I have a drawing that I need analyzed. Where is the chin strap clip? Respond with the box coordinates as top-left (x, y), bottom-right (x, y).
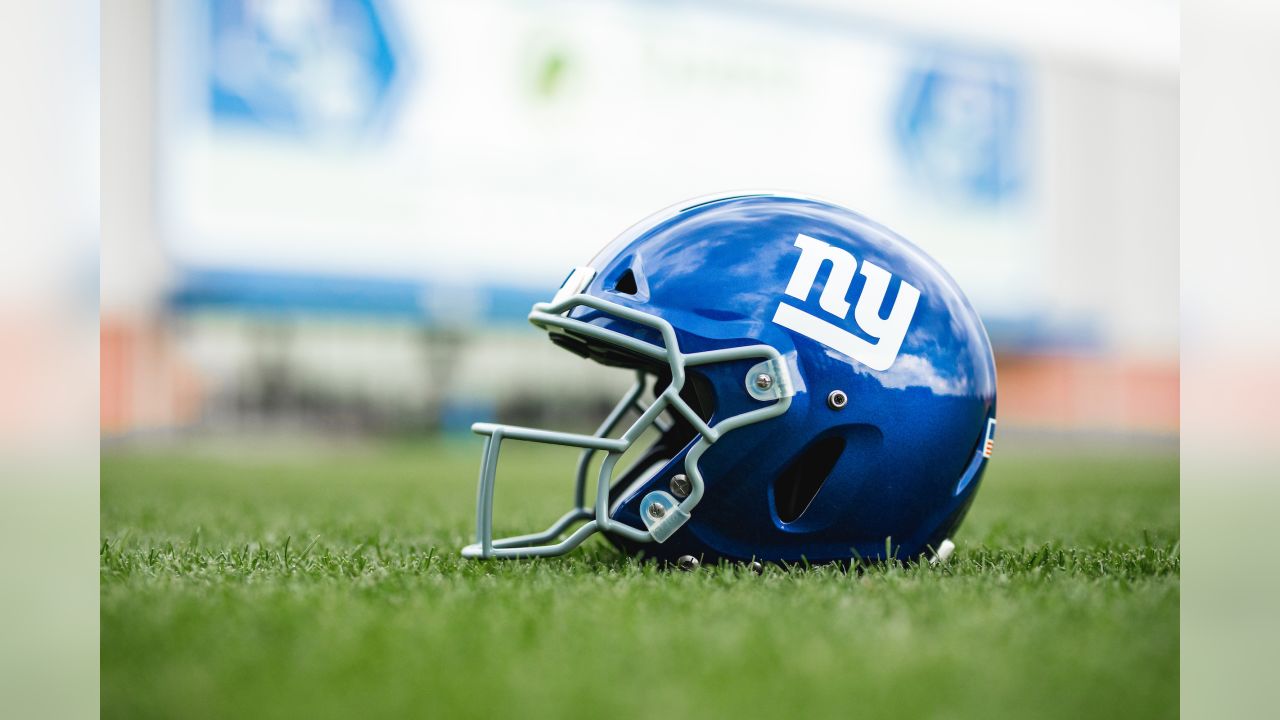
top-left (929, 538), bottom-right (957, 566)
top-left (640, 491), bottom-right (691, 542)
top-left (745, 356), bottom-right (796, 402)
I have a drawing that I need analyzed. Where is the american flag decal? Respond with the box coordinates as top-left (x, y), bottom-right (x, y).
top-left (982, 418), bottom-right (997, 458)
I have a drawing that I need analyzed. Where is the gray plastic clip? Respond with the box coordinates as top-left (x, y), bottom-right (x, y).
top-left (640, 490), bottom-right (691, 543)
top-left (745, 356), bottom-right (795, 401)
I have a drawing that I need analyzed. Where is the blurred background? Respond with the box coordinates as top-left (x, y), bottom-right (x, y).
top-left (101, 0), bottom-right (1179, 444)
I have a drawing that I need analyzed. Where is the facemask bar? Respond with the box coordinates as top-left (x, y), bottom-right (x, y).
top-left (461, 292), bottom-right (794, 559)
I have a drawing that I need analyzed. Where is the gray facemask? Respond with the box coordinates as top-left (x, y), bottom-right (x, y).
top-left (462, 267), bottom-right (795, 559)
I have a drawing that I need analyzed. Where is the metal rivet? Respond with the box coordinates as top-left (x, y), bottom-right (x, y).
top-left (754, 373), bottom-right (773, 390)
top-left (827, 389), bottom-right (848, 409)
top-left (677, 555), bottom-right (700, 571)
top-left (747, 561), bottom-right (764, 575)
top-left (647, 503), bottom-right (667, 520)
top-left (669, 474), bottom-right (691, 499)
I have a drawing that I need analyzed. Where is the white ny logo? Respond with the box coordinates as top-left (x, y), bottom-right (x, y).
top-left (771, 234), bottom-right (920, 371)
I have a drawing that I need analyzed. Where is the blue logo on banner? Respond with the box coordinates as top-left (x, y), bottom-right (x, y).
top-left (208, 0), bottom-right (405, 139)
top-left (894, 53), bottom-right (1025, 204)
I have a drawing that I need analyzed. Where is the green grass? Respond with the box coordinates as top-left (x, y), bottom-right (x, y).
top-left (101, 440), bottom-right (1178, 720)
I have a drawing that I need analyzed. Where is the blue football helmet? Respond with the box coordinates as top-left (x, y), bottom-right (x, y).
top-left (462, 192), bottom-right (997, 565)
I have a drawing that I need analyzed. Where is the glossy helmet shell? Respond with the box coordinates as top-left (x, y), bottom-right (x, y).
top-left (552, 193), bottom-right (996, 564)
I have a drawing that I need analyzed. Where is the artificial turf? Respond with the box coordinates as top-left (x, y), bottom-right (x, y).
top-left (101, 439), bottom-right (1178, 719)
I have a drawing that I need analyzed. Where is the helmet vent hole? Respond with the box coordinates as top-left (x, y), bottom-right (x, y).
top-left (773, 436), bottom-right (845, 524)
top-left (612, 268), bottom-right (639, 295)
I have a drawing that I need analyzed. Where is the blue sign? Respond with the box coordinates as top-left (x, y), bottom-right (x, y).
top-left (894, 52), bottom-right (1025, 204)
top-left (207, 0), bottom-right (405, 139)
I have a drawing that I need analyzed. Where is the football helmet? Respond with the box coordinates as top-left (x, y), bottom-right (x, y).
top-left (462, 192), bottom-right (996, 565)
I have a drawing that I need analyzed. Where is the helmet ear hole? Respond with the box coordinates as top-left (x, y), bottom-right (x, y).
top-left (773, 436), bottom-right (845, 523)
top-left (612, 268), bottom-right (639, 295)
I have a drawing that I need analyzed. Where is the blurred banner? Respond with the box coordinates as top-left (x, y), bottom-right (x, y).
top-left (161, 1), bottom-right (1038, 306)
top-left (103, 0), bottom-right (1178, 439)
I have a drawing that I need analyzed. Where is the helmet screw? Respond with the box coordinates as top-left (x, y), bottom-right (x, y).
top-left (747, 561), bottom-right (764, 575)
top-left (677, 555), bottom-right (700, 571)
top-left (827, 389), bottom-right (848, 410)
top-left (754, 373), bottom-right (774, 390)
top-left (669, 474), bottom-right (691, 499)
top-left (647, 503), bottom-right (667, 520)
